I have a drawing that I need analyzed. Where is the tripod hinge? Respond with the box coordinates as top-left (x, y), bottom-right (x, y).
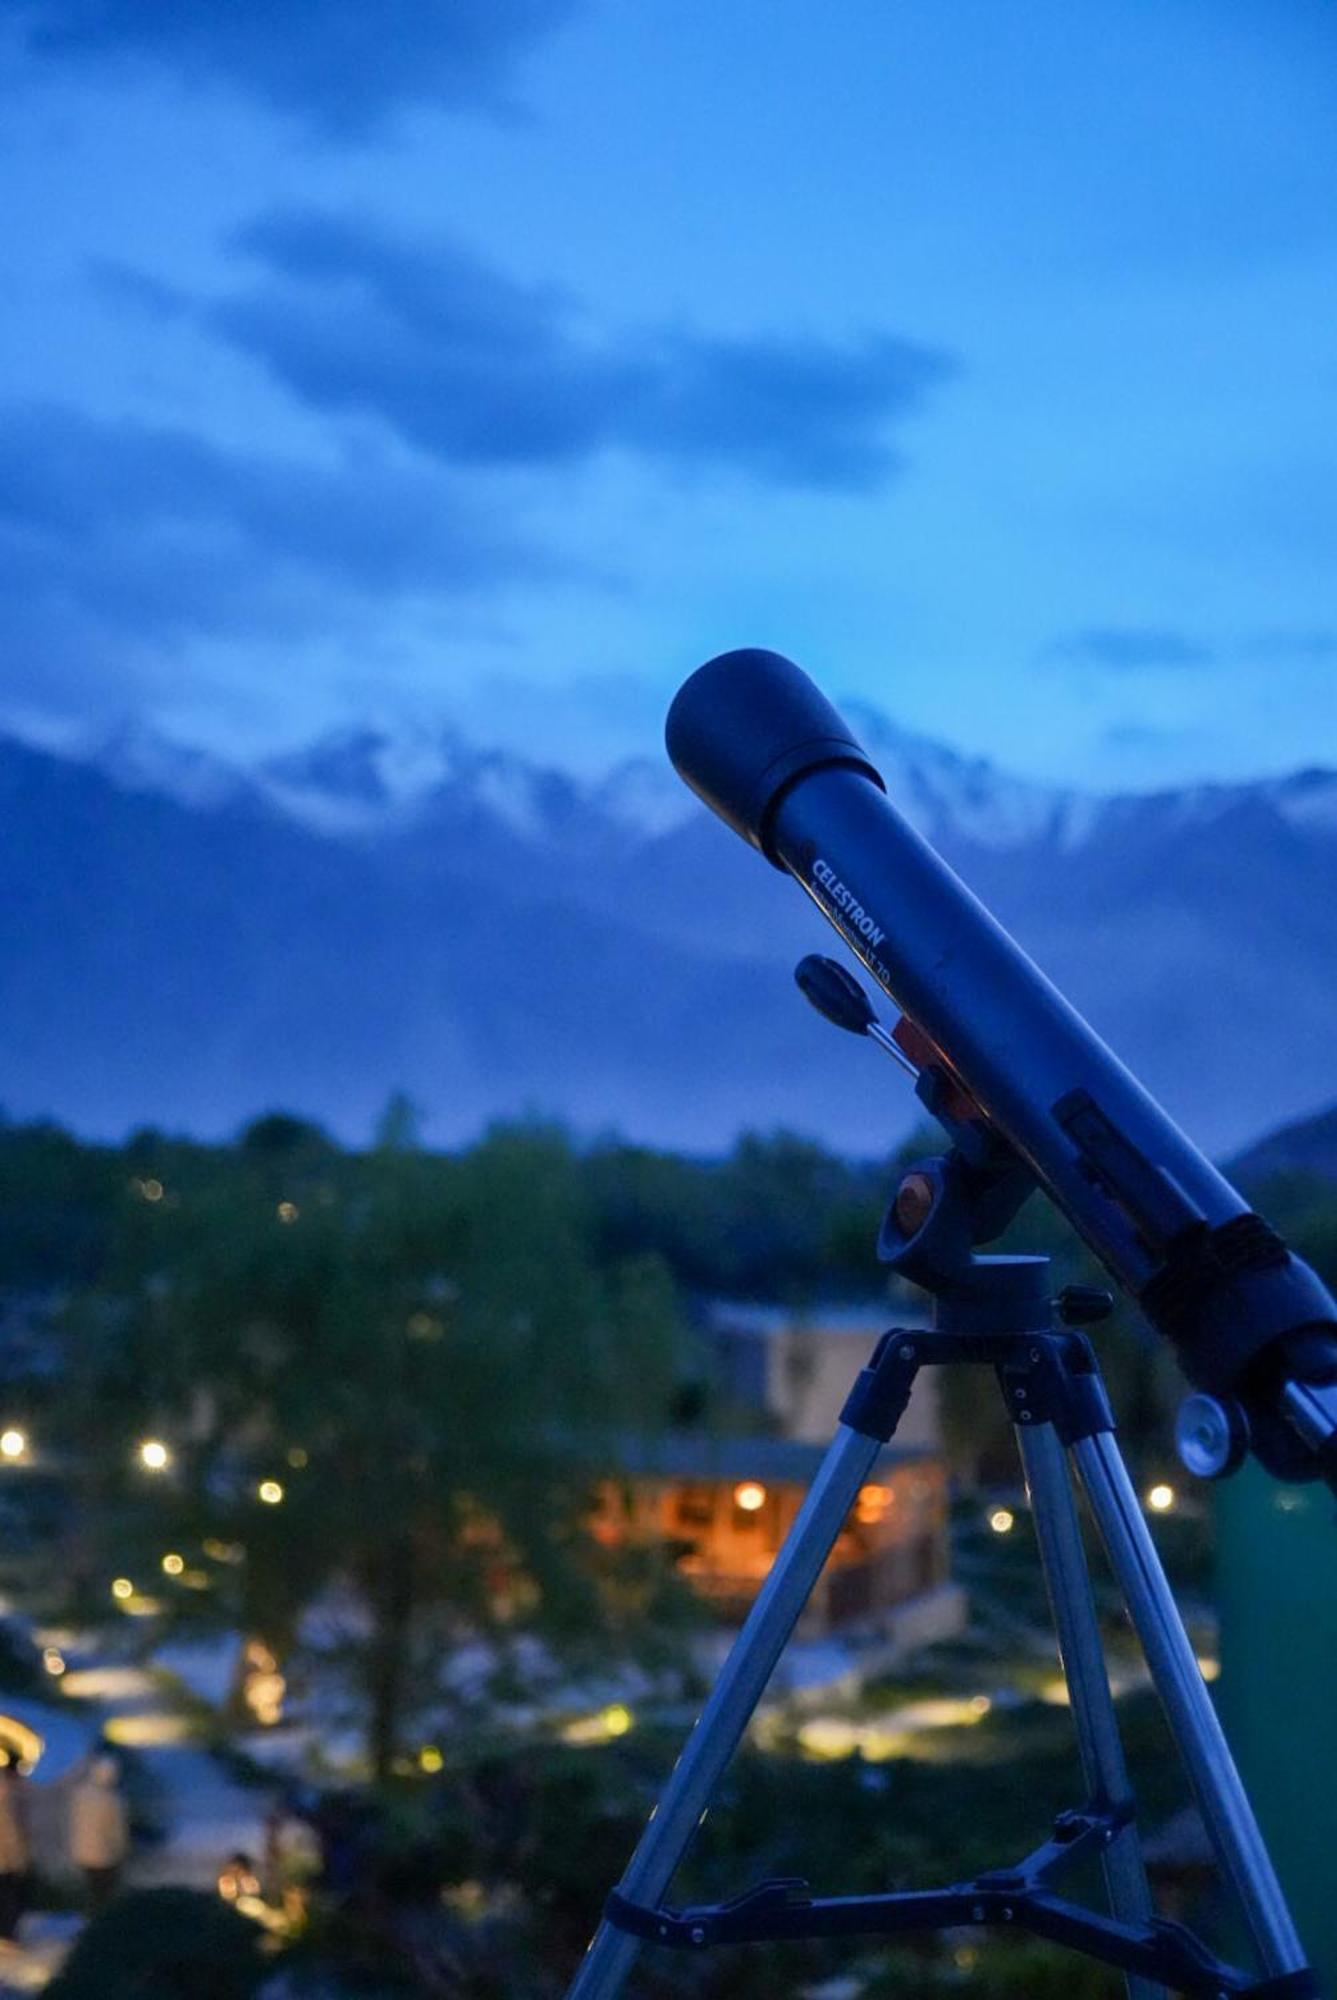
top-left (998, 1332), bottom-right (1115, 1444)
top-left (840, 1328), bottom-right (920, 1440)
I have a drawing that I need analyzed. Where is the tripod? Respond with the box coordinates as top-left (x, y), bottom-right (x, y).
top-left (565, 1128), bottom-right (1318, 1998)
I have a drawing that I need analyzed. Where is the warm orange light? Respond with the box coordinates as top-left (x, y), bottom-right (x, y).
top-left (138, 1439), bottom-right (171, 1473)
top-left (0, 1430), bottom-right (26, 1462)
top-left (1147, 1483), bottom-right (1175, 1514)
top-left (161, 1553), bottom-right (184, 1577)
top-left (988, 1508), bottom-right (1015, 1535)
top-left (111, 1578), bottom-right (134, 1602)
top-left (276, 1201), bottom-right (298, 1224)
top-left (258, 1479), bottom-right (284, 1505)
top-left (733, 1481), bottom-right (767, 1513)
top-left (856, 1483), bottom-right (892, 1523)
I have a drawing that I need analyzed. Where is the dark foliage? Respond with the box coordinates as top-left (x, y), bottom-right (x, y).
top-left (47, 1887), bottom-right (264, 1999)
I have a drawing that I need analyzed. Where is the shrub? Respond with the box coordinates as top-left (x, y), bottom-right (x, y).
top-left (47, 1887), bottom-right (265, 2000)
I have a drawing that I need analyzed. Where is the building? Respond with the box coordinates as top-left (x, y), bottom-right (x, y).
top-left (593, 1300), bottom-right (964, 1644)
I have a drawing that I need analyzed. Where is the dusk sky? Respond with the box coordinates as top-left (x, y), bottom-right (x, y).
top-left (2, 0), bottom-right (1335, 788)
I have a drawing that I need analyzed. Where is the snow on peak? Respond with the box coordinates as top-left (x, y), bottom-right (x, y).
top-left (15, 702), bottom-right (1337, 861)
top-left (75, 718), bottom-right (255, 814)
top-left (842, 701), bottom-right (1089, 849)
top-left (258, 721), bottom-right (585, 842)
top-left (591, 757), bottom-right (699, 839)
top-left (1264, 768), bottom-right (1337, 837)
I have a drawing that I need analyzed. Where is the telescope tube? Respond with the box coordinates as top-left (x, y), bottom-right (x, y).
top-left (667, 649), bottom-right (1337, 1484)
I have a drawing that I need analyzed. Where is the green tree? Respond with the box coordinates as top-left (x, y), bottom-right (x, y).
top-left (57, 1120), bottom-right (687, 1779)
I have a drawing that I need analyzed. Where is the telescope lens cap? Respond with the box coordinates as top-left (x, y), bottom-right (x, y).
top-left (666, 648), bottom-right (884, 862)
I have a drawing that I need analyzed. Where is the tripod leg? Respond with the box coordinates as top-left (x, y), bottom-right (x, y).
top-left (1073, 1430), bottom-right (1309, 1981)
top-left (564, 1423), bottom-right (883, 2000)
top-left (1016, 1422), bottom-right (1164, 2000)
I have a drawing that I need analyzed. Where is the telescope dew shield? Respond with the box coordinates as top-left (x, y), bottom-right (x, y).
top-left (667, 648), bottom-right (1337, 1484)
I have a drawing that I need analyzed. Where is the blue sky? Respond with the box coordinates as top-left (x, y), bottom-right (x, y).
top-left (1, 0), bottom-right (1334, 787)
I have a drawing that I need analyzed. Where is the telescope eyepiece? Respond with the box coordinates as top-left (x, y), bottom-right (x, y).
top-left (665, 648), bottom-right (884, 864)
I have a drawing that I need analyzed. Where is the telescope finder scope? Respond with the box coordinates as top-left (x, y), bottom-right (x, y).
top-left (667, 648), bottom-right (1337, 1490)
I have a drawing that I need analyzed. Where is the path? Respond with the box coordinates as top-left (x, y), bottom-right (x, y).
top-left (54, 1659), bottom-right (273, 1889)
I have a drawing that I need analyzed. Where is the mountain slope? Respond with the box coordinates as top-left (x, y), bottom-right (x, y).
top-left (1228, 1104), bottom-right (1337, 1189)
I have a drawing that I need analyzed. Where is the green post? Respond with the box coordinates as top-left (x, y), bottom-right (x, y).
top-left (1214, 1462), bottom-right (1337, 1989)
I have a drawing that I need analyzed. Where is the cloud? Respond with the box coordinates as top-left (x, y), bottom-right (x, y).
top-left (1101, 722), bottom-right (1200, 750)
top-left (1044, 626), bottom-right (1214, 671)
top-left (203, 208), bottom-right (956, 492)
top-left (6, 0), bottom-right (576, 135)
top-left (0, 400), bottom-right (546, 706)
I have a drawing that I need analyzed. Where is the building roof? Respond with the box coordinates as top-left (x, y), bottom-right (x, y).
top-left (601, 1431), bottom-right (933, 1485)
top-left (706, 1300), bottom-right (932, 1339)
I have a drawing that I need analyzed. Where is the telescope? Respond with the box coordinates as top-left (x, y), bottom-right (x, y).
top-left (667, 647), bottom-right (1337, 1492)
top-left (567, 647), bottom-right (1332, 2000)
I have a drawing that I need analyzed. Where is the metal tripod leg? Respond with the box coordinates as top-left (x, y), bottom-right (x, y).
top-left (1073, 1431), bottom-right (1308, 1982)
top-left (1016, 1422), bottom-right (1164, 2000)
top-left (564, 1422), bottom-right (883, 2000)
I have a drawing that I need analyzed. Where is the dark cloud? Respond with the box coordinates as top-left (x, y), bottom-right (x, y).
top-left (0, 401), bottom-right (544, 703)
top-left (89, 259), bottom-right (193, 323)
top-left (204, 208), bottom-right (955, 491)
top-left (1239, 627), bottom-right (1337, 663)
top-left (1045, 626), bottom-right (1214, 671)
top-left (7, 0), bottom-right (575, 134)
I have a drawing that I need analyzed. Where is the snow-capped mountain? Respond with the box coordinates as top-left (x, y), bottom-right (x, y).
top-left (2, 707), bottom-right (1336, 1158)
top-left (37, 705), bottom-right (1337, 860)
top-left (67, 707), bottom-right (1092, 852)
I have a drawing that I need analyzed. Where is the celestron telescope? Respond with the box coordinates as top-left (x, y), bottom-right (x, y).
top-left (565, 649), bottom-right (1334, 2000)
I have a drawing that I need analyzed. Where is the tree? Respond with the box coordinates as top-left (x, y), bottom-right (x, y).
top-left (57, 1120), bottom-right (687, 1779)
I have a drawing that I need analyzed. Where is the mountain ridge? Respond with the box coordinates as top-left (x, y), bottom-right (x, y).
top-left (2, 712), bottom-right (1335, 1157)
top-left (39, 706), bottom-right (1337, 856)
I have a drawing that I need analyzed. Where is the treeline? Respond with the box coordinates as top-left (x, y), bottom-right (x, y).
top-left (0, 1106), bottom-right (897, 1303)
top-left (2, 1100), bottom-right (1331, 1300)
top-left (2, 1101), bottom-right (1334, 1519)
